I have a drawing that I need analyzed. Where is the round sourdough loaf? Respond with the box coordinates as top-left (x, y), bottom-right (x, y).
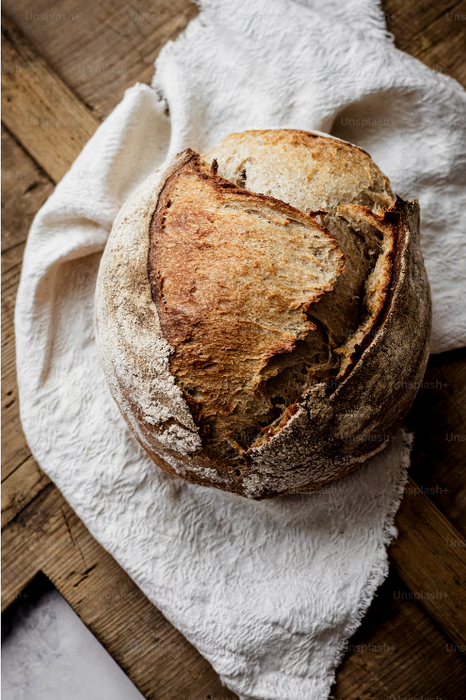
top-left (95, 129), bottom-right (431, 499)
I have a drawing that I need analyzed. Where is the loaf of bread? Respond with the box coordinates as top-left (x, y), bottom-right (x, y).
top-left (95, 129), bottom-right (431, 499)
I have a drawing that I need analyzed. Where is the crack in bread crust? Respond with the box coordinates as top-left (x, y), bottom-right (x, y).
top-left (148, 152), bottom-right (344, 466)
top-left (96, 131), bottom-right (431, 498)
top-left (201, 130), bottom-right (396, 457)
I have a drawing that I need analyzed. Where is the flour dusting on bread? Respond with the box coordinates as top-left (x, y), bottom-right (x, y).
top-left (95, 130), bottom-right (431, 498)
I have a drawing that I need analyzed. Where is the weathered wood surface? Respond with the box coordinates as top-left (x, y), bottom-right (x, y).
top-left (2, 14), bottom-right (99, 182)
top-left (390, 477), bottom-right (466, 648)
top-left (1, 0), bottom-right (199, 121)
top-left (405, 348), bottom-right (466, 536)
top-left (2, 1), bottom-right (466, 698)
top-left (1, 125), bottom-right (54, 483)
top-left (385, 0), bottom-right (466, 86)
top-left (334, 570), bottom-right (466, 699)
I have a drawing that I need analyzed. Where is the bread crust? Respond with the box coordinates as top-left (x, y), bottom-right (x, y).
top-left (242, 197), bottom-right (431, 498)
top-left (148, 151), bottom-right (345, 470)
top-left (95, 131), bottom-right (431, 499)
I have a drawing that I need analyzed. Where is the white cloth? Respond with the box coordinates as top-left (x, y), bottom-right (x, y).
top-left (15, 1), bottom-right (466, 698)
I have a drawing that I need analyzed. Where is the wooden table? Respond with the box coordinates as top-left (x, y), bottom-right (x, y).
top-left (2, 1), bottom-right (466, 697)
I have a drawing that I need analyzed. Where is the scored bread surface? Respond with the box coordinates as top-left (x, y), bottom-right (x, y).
top-left (95, 129), bottom-right (431, 498)
top-left (148, 152), bottom-right (344, 469)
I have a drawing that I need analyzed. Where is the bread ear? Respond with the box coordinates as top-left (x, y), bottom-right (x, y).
top-left (244, 197), bottom-right (431, 498)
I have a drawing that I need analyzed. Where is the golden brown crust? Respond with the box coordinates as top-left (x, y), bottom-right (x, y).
top-left (95, 130), bottom-right (432, 499)
top-left (148, 151), bottom-right (344, 466)
top-left (202, 129), bottom-right (394, 214)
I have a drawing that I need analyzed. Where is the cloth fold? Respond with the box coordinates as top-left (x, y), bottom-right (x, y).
top-left (15, 1), bottom-right (466, 698)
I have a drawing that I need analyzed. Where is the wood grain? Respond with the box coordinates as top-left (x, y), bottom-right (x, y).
top-left (405, 348), bottom-right (466, 536)
top-left (0, 30), bottom-right (235, 697)
top-left (1, 126), bottom-right (54, 482)
top-left (1, 0), bottom-right (199, 121)
top-left (333, 570), bottom-right (466, 699)
top-left (2, 13), bottom-right (99, 182)
top-left (3, 475), bottom-right (466, 700)
top-left (3, 482), bottom-right (466, 699)
top-left (2, 2), bottom-right (466, 699)
top-left (391, 477), bottom-right (466, 648)
top-left (384, 0), bottom-right (466, 86)
top-left (1, 454), bottom-right (50, 529)
top-left (1, 125), bottom-right (53, 254)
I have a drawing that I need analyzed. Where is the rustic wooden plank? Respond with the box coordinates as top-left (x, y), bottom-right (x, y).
top-left (383, 0), bottom-right (466, 85)
top-left (405, 348), bottom-right (466, 537)
top-left (3, 0), bottom-right (463, 122)
top-left (1, 484), bottom-right (239, 700)
top-left (1, 239), bottom-right (32, 481)
top-left (1, 126), bottom-right (54, 481)
top-left (1, 455), bottom-right (51, 528)
top-left (390, 476), bottom-right (466, 649)
top-left (1, 125), bottom-right (53, 253)
top-left (334, 570), bottom-right (466, 699)
top-left (1, 13), bottom-right (99, 182)
top-left (1, 0), bottom-right (199, 121)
